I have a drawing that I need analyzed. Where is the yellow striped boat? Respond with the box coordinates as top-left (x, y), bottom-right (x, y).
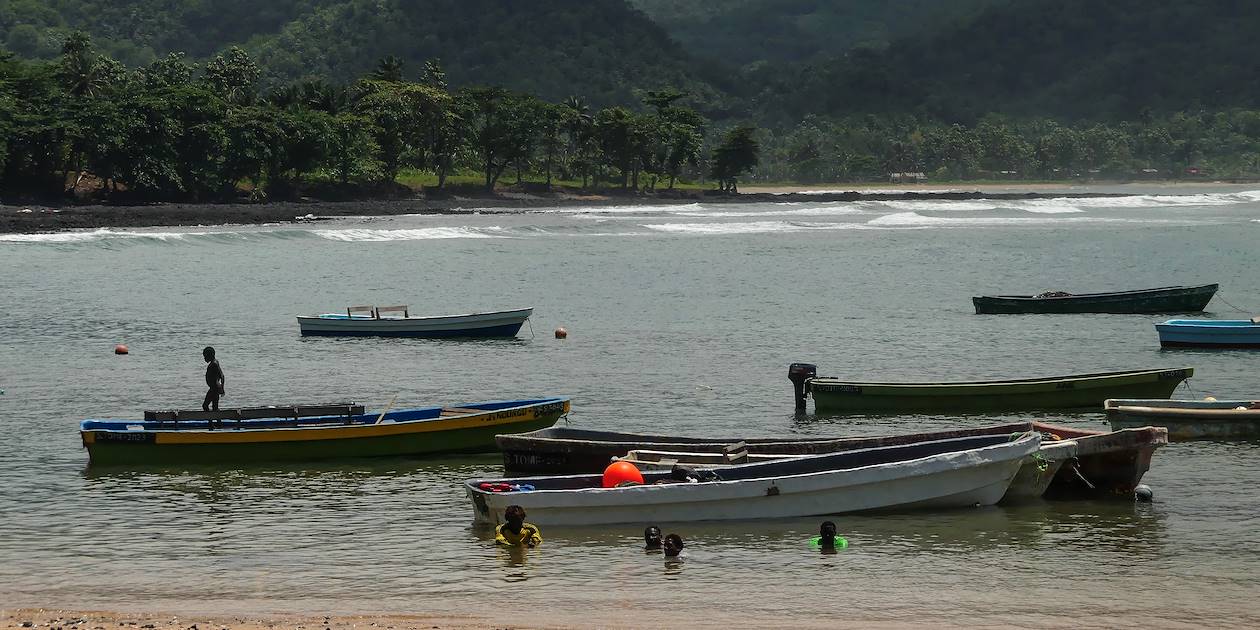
top-left (80, 397), bottom-right (569, 466)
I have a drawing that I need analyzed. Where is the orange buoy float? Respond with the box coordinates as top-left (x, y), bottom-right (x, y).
top-left (554, 327), bottom-right (568, 339)
top-left (602, 461), bottom-right (644, 488)
top-left (114, 344), bottom-right (129, 355)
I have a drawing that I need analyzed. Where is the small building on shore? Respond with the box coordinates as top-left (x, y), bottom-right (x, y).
top-left (889, 172), bottom-right (927, 183)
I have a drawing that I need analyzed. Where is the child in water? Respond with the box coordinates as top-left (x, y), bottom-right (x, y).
top-left (644, 526), bottom-right (663, 550)
top-left (811, 521), bottom-right (848, 550)
top-left (663, 533), bottom-right (684, 558)
top-left (495, 505), bottom-right (542, 548)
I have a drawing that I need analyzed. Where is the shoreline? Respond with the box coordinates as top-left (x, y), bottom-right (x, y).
top-left (2, 181), bottom-right (1253, 234)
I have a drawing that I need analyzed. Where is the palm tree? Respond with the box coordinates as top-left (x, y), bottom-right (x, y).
top-left (371, 56), bottom-right (405, 82)
top-left (58, 32), bottom-right (109, 97)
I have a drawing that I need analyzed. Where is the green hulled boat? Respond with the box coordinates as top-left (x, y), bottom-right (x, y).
top-left (81, 397), bottom-right (570, 466)
top-left (807, 368), bottom-right (1191, 413)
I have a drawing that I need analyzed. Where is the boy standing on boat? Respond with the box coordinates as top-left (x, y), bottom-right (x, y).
top-left (202, 347), bottom-right (224, 412)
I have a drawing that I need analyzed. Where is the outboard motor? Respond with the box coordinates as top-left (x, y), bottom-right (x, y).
top-left (788, 363), bottom-right (817, 411)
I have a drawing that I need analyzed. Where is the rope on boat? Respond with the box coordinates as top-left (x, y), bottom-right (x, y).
top-left (1181, 378), bottom-right (1197, 398)
top-left (1214, 293), bottom-right (1256, 314)
top-left (527, 319), bottom-right (535, 339)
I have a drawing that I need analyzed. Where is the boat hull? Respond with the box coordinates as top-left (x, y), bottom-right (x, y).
top-left (82, 398), bottom-right (568, 466)
top-left (498, 422), bottom-right (1161, 501)
top-left (1036, 424), bottom-right (1166, 499)
top-left (1155, 320), bottom-right (1260, 348)
top-left (973, 284), bottom-right (1217, 314)
top-left (297, 308), bottom-right (532, 338)
top-left (809, 368), bottom-right (1192, 412)
top-left (1106, 399), bottom-right (1260, 440)
top-left (470, 435), bottom-right (1037, 526)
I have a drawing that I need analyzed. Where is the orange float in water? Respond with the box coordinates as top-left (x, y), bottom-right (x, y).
top-left (602, 461), bottom-right (644, 488)
top-left (114, 344), bottom-right (129, 355)
top-left (554, 327), bottom-right (568, 339)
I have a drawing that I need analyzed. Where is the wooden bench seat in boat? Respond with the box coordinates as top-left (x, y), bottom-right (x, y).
top-left (144, 404), bottom-right (364, 423)
top-left (440, 406), bottom-right (486, 417)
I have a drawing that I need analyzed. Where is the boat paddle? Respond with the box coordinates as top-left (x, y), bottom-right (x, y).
top-left (374, 394), bottom-right (399, 424)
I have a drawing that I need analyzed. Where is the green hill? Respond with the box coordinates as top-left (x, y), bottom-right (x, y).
top-left (0, 0), bottom-right (721, 108)
top-left (629, 0), bottom-right (1003, 67)
top-left (766, 0), bottom-right (1260, 121)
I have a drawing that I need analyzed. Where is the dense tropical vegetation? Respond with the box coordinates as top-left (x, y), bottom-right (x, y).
top-left (0, 36), bottom-right (744, 201)
top-left (5, 0), bottom-right (1260, 203)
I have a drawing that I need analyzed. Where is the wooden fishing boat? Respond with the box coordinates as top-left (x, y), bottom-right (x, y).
top-left (972, 284), bottom-right (1217, 314)
top-left (1154, 318), bottom-right (1260, 348)
top-left (499, 421), bottom-right (1162, 500)
top-left (1035, 423), bottom-right (1167, 499)
top-left (296, 305), bottom-right (533, 337)
top-left (1106, 398), bottom-right (1260, 440)
top-left (80, 397), bottom-right (569, 465)
top-left (467, 433), bottom-right (1040, 526)
top-left (615, 438), bottom-right (1079, 504)
top-left (807, 368), bottom-right (1192, 412)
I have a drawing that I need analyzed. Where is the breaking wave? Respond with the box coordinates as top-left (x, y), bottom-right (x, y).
top-left (644, 221), bottom-right (865, 235)
top-left (312, 226), bottom-right (509, 242)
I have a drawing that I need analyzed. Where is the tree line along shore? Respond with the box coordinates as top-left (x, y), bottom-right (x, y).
top-left (4, 34), bottom-right (1259, 212)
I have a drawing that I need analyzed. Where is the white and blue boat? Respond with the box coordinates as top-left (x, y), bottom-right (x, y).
top-left (297, 305), bottom-right (533, 338)
top-left (1155, 318), bottom-right (1260, 348)
top-left (467, 433), bottom-right (1040, 526)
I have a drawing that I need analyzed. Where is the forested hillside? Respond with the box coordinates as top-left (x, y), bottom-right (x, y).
top-left (248, 0), bottom-right (722, 108)
top-left (766, 0), bottom-right (1260, 121)
top-left (0, 0), bottom-right (722, 109)
top-left (5, 0), bottom-right (1259, 122)
top-left (629, 0), bottom-right (1004, 66)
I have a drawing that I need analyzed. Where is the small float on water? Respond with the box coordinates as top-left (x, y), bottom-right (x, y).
top-left (81, 397), bottom-right (569, 466)
top-left (468, 433), bottom-right (1041, 526)
top-left (789, 363), bottom-right (1192, 413)
top-left (1106, 398), bottom-right (1260, 440)
top-left (297, 305), bottom-right (533, 338)
top-left (972, 284), bottom-right (1218, 314)
top-left (1154, 318), bottom-right (1260, 348)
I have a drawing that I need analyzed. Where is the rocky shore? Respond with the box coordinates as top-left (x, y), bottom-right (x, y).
top-left (0, 188), bottom-right (1125, 234)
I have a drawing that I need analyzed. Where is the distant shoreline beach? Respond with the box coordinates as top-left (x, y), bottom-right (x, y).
top-left (4, 181), bottom-right (1242, 234)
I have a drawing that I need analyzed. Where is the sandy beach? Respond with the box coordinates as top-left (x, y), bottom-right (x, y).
top-left (1, 609), bottom-right (506, 630)
top-left (0, 184), bottom-right (1153, 234)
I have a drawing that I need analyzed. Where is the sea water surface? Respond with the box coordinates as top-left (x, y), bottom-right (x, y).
top-left (2, 184), bottom-right (1259, 628)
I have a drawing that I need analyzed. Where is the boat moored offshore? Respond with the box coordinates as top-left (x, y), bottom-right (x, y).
top-left (794, 364), bottom-right (1192, 413)
top-left (973, 284), bottom-right (1217, 314)
top-left (297, 305), bottom-right (534, 338)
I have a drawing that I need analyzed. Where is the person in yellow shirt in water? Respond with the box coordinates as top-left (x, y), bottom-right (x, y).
top-left (495, 505), bottom-right (542, 548)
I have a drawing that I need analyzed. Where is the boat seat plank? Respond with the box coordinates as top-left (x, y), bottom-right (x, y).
top-left (144, 404), bottom-right (364, 422)
top-left (440, 406), bottom-right (486, 417)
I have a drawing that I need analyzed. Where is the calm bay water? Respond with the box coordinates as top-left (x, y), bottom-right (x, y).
top-left (2, 184), bottom-right (1259, 628)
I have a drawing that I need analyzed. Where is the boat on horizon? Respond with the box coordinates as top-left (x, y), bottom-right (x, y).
top-left (81, 397), bottom-right (569, 466)
top-left (496, 421), bottom-right (1165, 500)
top-left (792, 364), bottom-right (1191, 413)
top-left (467, 433), bottom-right (1041, 526)
top-left (1154, 318), bottom-right (1260, 348)
top-left (1106, 398), bottom-right (1260, 440)
top-left (972, 284), bottom-right (1218, 314)
top-left (297, 305), bottom-right (533, 338)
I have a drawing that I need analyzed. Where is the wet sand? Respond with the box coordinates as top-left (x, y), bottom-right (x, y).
top-left (1, 609), bottom-right (503, 630)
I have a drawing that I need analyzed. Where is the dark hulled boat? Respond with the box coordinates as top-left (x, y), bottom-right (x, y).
top-left (972, 284), bottom-right (1217, 314)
